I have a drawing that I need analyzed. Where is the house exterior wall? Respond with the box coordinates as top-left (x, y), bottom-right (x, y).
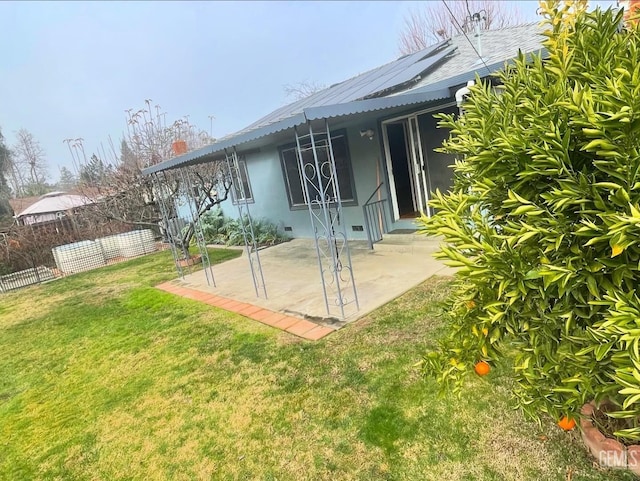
top-left (218, 104), bottom-right (457, 239)
top-left (20, 212), bottom-right (59, 225)
top-left (220, 118), bottom-right (385, 241)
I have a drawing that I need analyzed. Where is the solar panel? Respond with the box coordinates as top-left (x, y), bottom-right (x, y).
top-left (347, 47), bottom-right (455, 100)
top-left (241, 40), bottom-right (455, 131)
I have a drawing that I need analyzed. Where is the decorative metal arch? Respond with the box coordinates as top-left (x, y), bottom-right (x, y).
top-left (152, 155), bottom-right (268, 299)
top-left (294, 119), bottom-right (359, 319)
top-left (224, 148), bottom-right (267, 298)
top-left (152, 167), bottom-right (215, 285)
top-left (178, 166), bottom-right (216, 286)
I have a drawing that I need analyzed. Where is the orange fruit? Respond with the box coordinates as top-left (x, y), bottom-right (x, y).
top-left (465, 300), bottom-right (476, 309)
top-left (557, 416), bottom-right (576, 431)
top-left (474, 361), bottom-right (491, 376)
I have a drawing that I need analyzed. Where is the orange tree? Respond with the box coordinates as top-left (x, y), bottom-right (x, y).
top-left (419, 1), bottom-right (640, 441)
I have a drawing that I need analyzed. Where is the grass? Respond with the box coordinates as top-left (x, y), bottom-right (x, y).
top-left (0, 249), bottom-right (635, 481)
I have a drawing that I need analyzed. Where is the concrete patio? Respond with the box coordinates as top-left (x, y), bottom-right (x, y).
top-left (158, 234), bottom-right (454, 338)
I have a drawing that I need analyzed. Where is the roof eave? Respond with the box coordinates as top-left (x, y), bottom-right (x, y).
top-left (143, 46), bottom-right (548, 176)
top-left (142, 112), bottom-right (307, 175)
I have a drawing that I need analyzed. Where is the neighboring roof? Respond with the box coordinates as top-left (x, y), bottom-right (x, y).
top-left (143, 23), bottom-right (545, 175)
top-left (15, 192), bottom-right (94, 218)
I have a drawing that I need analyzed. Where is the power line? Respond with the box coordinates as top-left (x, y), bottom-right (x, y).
top-left (441, 0), bottom-right (493, 76)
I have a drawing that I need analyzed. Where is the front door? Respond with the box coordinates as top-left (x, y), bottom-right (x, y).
top-left (383, 115), bottom-right (430, 220)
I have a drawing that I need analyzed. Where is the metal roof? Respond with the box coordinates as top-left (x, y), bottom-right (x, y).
top-left (143, 23), bottom-right (545, 176)
top-left (303, 87), bottom-right (451, 122)
top-left (142, 90), bottom-right (454, 174)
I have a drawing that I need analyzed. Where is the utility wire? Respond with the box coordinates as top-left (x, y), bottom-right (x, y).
top-left (441, 0), bottom-right (493, 76)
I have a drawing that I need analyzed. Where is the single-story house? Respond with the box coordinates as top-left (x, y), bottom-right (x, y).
top-left (13, 191), bottom-right (95, 226)
top-left (144, 23), bottom-right (545, 246)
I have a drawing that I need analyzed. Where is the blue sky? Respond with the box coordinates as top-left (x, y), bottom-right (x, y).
top-left (0, 0), bottom-right (615, 182)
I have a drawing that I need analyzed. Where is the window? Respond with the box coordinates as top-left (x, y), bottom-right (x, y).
top-left (279, 132), bottom-right (356, 208)
top-left (231, 158), bottom-right (253, 204)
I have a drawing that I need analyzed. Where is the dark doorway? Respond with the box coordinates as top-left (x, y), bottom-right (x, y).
top-left (386, 122), bottom-right (415, 217)
top-left (418, 105), bottom-right (458, 197)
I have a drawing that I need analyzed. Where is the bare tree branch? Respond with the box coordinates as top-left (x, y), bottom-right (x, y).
top-left (283, 80), bottom-right (326, 101)
top-left (398, 0), bottom-right (524, 55)
top-left (69, 101), bottom-right (231, 260)
top-left (11, 129), bottom-right (48, 195)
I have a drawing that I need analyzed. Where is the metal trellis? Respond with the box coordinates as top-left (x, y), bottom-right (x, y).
top-left (224, 148), bottom-right (267, 298)
top-left (178, 166), bottom-right (216, 287)
top-left (153, 171), bottom-right (187, 279)
top-left (294, 119), bottom-right (359, 319)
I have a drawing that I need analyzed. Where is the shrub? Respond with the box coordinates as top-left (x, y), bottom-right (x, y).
top-left (200, 208), bottom-right (288, 247)
top-left (418, 2), bottom-right (640, 441)
top-left (199, 207), bottom-right (226, 244)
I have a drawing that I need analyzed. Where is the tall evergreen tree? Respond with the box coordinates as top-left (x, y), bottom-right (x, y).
top-left (57, 166), bottom-right (77, 191)
top-left (79, 154), bottom-right (112, 187)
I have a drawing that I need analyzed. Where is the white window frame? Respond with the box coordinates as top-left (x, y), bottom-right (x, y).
top-left (231, 158), bottom-right (254, 204)
top-left (278, 131), bottom-right (357, 209)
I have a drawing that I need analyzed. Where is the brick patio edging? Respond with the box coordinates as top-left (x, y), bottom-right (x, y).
top-left (156, 281), bottom-right (335, 341)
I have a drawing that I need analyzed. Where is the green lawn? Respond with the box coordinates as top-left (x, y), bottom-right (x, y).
top-left (0, 249), bottom-right (633, 480)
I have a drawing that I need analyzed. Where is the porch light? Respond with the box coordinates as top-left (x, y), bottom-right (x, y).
top-left (359, 129), bottom-right (375, 140)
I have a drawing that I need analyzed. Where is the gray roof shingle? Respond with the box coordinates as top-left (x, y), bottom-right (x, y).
top-left (408, 22), bottom-right (545, 89)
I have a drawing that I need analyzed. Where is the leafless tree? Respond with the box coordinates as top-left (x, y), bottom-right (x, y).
top-left (4, 156), bottom-right (25, 199)
top-left (398, 0), bottom-right (524, 55)
top-left (118, 99), bottom-right (215, 170)
top-left (67, 100), bottom-right (231, 260)
top-left (152, 163), bottom-right (232, 259)
top-left (284, 80), bottom-right (326, 101)
top-left (12, 129), bottom-right (48, 190)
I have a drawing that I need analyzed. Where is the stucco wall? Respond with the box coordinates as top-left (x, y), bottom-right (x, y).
top-left (217, 107), bottom-right (456, 238)
top-left (220, 118), bottom-right (386, 241)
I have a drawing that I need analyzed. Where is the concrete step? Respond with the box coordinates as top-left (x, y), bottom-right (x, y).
top-left (373, 233), bottom-right (442, 254)
top-left (379, 232), bottom-right (440, 244)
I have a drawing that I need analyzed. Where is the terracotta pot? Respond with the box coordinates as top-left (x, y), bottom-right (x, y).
top-left (172, 140), bottom-right (187, 156)
top-left (580, 401), bottom-right (640, 475)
